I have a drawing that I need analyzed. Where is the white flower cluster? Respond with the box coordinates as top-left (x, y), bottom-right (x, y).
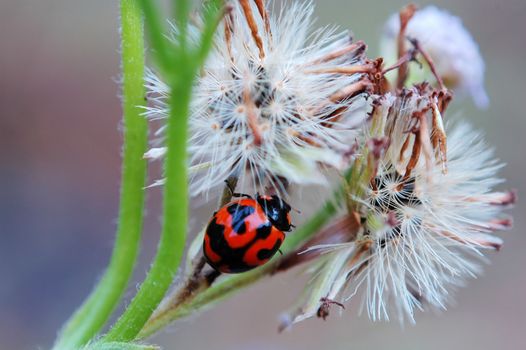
top-left (381, 6), bottom-right (489, 108)
top-left (145, 0), bottom-right (369, 198)
top-left (145, 1), bottom-right (513, 327)
top-left (284, 87), bottom-right (513, 326)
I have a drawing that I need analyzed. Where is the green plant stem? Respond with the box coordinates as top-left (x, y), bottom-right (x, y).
top-left (137, 197), bottom-right (339, 338)
top-left (173, 0), bottom-right (191, 50)
top-left (52, 1), bottom-right (148, 348)
top-left (100, 0), bottom-right (224, 343)
top-left (195, 0), bottom-right (225, 66)
top-left (84, 342), bottom-right (160, 350)
top-left (103, 66), bottom-right (194, 342)
top-left (137, 0), bottom-right (172, 73)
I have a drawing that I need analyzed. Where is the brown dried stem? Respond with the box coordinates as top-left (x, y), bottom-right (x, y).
top-left (395, 4), bottom-right (417, 90)
top-left (431, 101), bottom-right (448, 173)
top-left (223, 6), bottom-right (235, 62)
top-left (240, 0), bottom-right (265, 59)
top-left (409, 38), bottom-right (446, 90)
top-left (402, 129), bottom-right (421, 182)
top-left (382, 48), bottom-right (419, 76)
top-left (244, 86), bottom-right (263, 146)
top-left (307, 40), bottom-right (366, 66)
top-left (254, 0), bottom-right (272, 39)
top-left (329, 79), bottom-right (372, 103)
top-left (305, 64), bottom-right (376, 75)
top-left (417, 107), bottom-right (434, 174)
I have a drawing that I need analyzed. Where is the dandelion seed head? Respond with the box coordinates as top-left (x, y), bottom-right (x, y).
top-left (145, 1), bottom-right (369, 197)
top-left (381, 6), bottom-right (489, 108)
top-left (286, 88), bottom-right (513, 325)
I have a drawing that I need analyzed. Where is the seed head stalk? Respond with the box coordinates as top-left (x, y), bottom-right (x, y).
top-left (103, 66), bottom-right (194, 343)
top-left (52, 1), bottom-right (148, 348)
top-left (101, 0), bottom-right (225, 343)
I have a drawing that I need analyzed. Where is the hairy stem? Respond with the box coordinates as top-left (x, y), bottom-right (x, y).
top-left (136, 0), bottom-right (172, 73)
top-left (52, 1), bottom-right (148, 348)
top-left (103, 67), bottom-right (194, 342)
top-left (101, 0), bottom-right (224, 342)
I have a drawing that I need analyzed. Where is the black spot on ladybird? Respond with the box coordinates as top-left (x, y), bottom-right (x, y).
top-left (255, 222), bottom-right (272, 239)
top-left (256, 238), bottom-right (283, 261)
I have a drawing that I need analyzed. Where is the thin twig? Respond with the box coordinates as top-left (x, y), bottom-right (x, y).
top-left (254, 0), bottom-right (272, 40)
top-left (240, 0), bottom-right (265, 59)
top-left (244, 86), bottom-right (263, 145)
top-left (409, 38), bottom-right (445, 90)
top-left (382, 49), bottom-right (419, 76)
top-left (395, 4), bottom-right (417, 90)
top-left (223, 5), bottom-right (235, 62)
top-left (329, 79), bottom-right (372, 103)
top-left (305, 64), bottom-right (375, 75)
top-left (306, 40), bottom-right (366, 66)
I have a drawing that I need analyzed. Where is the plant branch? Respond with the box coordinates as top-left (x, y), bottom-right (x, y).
top-left (101, 0), bottom-right (224, 342)
top-left (52, 1), bottom-right (148, 348)
top-left (137, 0), bottom-right (173, 73)
top-left (103, 63), bottom-right (194, 343)
top-left (395, 4), bottom-right (417, 90)
top-left (173, 0), bottom-right (191, 51)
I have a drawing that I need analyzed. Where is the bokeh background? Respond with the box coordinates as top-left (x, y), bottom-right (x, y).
top-left (1, 0), bottom-right (525, 349)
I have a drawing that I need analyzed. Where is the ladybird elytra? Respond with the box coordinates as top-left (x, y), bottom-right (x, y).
top-left (203, 194), bottom-right (292, 273)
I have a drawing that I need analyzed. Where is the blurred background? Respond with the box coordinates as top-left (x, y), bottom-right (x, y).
top-left (1, 0), bottom-right (525, 349)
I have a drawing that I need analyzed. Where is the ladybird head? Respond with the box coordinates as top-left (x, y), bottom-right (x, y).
top-left (256, 195), bottom-right (293, 232)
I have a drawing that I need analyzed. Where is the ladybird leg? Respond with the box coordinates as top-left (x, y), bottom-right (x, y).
top-left (224, 179), bottom-right (236, 195)
top-left (232, 192), bottom-right (252, 199)
top-left (277, 248), bottom-right (283, 256)
top-left (224, 180), bottom-right (252, 199)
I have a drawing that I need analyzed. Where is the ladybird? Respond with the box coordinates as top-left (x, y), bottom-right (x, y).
top-left (203, 194), bottom-right (293, 273)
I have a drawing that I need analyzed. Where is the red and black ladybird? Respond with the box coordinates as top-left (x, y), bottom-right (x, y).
top-left (203, 193), bottom-right (293, 273)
